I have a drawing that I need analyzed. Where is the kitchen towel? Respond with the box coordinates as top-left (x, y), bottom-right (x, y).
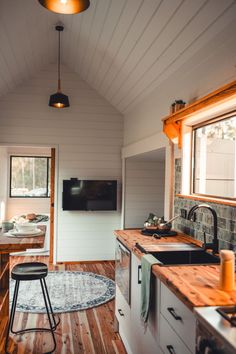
top-left (140, 254), bottom-right (160, 323)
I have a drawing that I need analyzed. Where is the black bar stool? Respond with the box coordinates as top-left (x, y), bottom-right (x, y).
top-left (5, 262), bottom-right (60, 354)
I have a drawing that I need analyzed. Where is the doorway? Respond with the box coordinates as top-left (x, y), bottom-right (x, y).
top-left (123, 148), bottom-right (166, 229)
top-left (0, 145), bottom-right (55, 261)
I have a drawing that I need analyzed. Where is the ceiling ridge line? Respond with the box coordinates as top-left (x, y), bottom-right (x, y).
top-left (95, 0), bottom-right (145, 91)
top-left (83, 0), bottom-right (113, 82)
top-left (77, 0), bottom-right (99, 75)
top-left (86, 0), bottom-right (127, 86)
top-left (101, 0), bottom-right (165, 98)
top-left (72, 11), bottom-right (85, 72)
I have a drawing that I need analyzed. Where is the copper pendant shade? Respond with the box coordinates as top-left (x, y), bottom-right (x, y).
top-left (49, 25), bottom-right (69, 108)
top-left (38, 0), bottom-right (90, 14)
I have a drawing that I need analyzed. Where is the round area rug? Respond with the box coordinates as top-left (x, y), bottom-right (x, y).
top-left (10, 271), bottom-right (115, 313)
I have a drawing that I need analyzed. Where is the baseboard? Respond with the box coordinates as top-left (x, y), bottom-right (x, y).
top-left (57, 259), bottom-right (115, 264)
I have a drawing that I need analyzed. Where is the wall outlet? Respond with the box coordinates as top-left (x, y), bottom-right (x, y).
top-left (180, 209), bottom-right (187, 219)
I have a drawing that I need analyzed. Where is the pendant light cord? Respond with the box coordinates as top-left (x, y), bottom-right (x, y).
top-left (58, 29), bottom-right (61, 92)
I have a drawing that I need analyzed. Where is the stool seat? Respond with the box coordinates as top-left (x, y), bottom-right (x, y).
top-left (6, 262), bottom-right (59, 354)
top-left (11, 262), bottom-right (48, 281)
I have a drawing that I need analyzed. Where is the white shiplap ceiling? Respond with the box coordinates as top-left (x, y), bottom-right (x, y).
top-left (0, 0), bottom-right (236, 114)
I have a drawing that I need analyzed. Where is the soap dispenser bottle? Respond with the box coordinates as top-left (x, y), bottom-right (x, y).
top-left (219, 250), bottom-right (235, 291)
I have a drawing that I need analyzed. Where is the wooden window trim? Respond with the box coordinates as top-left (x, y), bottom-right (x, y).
top-left (163, 79), bottom-right (236, 125)
top-left (176, 193), bottom-right (236, 207)
top-left (163, 79), bottom-right (236, 148)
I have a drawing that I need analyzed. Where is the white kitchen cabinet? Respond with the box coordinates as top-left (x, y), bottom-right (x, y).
top-left (160, 314), bottom-right (192, 354)
top-left (115, 285), bottom-right (133, 354)
top-left (130, 253), bottom-right (161, 354)
top-left (160, 283), bottom-right (196, 353)
top-left (115, 247), bottom-right (196, 354)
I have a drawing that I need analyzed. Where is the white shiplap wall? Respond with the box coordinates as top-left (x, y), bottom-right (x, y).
top-left (124, 160), bottom-right (165, 228)
top-left (0, 64), bottom-right (123, 261)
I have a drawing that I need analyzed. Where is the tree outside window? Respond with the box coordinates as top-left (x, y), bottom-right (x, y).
top-left (10, 156), bottom-right (51, 198)
top-left (193, 115), bottom-right (236, 199)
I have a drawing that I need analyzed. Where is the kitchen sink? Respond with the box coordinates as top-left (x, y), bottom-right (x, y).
top-left (149, 249), bottom-right (220, 266)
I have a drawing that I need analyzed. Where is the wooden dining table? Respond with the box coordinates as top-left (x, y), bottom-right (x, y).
top-left (0, 225), bottom-right (45, 354)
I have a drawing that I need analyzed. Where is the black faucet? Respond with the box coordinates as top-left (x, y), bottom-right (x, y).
top-left (187, 204), bottom-right (219, 254)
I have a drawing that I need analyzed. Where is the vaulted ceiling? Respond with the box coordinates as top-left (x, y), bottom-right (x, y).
top-left (0, 0), bottom-right (236, 114)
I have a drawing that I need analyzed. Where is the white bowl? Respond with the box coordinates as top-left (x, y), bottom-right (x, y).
top-left (15, 222), bottom-right (37, 233)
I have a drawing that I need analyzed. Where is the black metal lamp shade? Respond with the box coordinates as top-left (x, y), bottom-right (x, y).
top-left (49, 92), bottom-right (70, 108)
top-left (38, 0), bottom-right (90, 14)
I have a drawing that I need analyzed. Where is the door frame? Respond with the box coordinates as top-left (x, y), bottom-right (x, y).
top-left (0, 142), bottom-right (58, 263)
top-left (49, 147), bottom-right (55, 263)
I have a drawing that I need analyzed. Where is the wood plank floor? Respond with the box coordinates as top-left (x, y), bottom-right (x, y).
top-left (9, 256), bottom-right (126, 354)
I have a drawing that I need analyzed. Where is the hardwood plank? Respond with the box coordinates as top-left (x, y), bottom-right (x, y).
top-left (8, 256), bottom-right (126, 354)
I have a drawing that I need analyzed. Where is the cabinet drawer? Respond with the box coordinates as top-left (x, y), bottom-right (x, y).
top-left (115, 285), bottom-right (130, 330)
top-left (160, 283), bottom-right (195, 352)
top-left (160, 314), bottom-right (192, 354)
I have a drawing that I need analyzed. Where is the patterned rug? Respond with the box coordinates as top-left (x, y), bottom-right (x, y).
top-left (10, 271), bottom-right (115, 313)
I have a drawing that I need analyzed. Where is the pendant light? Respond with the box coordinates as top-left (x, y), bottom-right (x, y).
top-left (49, 25), bottom-right (69, 109)
top-left (38, 0), bottom-right (90, 14)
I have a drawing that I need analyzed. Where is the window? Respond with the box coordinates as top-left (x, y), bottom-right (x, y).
top-left (192, 114), bottom-right (236, 199)
top-left (10, 156), bottom-right (51, 198)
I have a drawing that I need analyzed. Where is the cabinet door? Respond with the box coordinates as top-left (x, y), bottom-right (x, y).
top-left (130, 254), bottom-right (161, 354)
top-left (160, 314), bottom-right (192, 354)
top-left (115, 286), bottom-right (133, 354)
top-left (160, 283), bottom-right (196, 352)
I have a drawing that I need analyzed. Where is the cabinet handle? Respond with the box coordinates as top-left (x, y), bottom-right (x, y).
top-left (166, 345), bottom-right (176, 354)
top-left (167, 307), bottom-right (182, 321)
top-left (118, 309), bottom-right (124, 317)
top-left (138, 265), bottom-right (142, 284)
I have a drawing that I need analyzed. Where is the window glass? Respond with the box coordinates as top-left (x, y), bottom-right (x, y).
top-left (10, 156), bottom-right (51, 197)
top-left (193, 115), bottom-right (236, 198)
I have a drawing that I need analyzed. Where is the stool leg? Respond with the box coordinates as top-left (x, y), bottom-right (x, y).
top-left (10, 280), bottom-right (20, 333)
top-left (42, 277), bottom-right (60, 330)
top-left (40, 279), bottom-right (57, 354)
top-left (5, 280), bottom-right (20, 353)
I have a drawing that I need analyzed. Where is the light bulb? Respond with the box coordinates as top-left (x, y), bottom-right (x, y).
top-left (60, 0), bottom-right (67, 4)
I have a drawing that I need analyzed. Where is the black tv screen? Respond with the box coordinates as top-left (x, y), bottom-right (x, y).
top-left (62, 180), bottom-right (117, 211)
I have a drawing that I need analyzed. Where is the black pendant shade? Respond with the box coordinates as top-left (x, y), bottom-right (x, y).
top-left (49, 92), bottom-right (69, 108)
top-left (38, 0), bottom-right (90, 14)
top-left (49, 25), bottom-right (70, 109)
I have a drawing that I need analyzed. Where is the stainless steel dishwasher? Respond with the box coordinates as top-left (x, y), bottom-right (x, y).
top-left (115, 239), bottom-right (131, 305)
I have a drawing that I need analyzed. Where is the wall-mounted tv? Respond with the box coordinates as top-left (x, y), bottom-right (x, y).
top-left (62, 179), bottom-right (117, 211)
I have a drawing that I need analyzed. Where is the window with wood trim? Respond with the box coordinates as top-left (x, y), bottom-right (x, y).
top-left (10, 156), bottom-right (51, 198)
top-left (192, 114), bottom-right (236, 199)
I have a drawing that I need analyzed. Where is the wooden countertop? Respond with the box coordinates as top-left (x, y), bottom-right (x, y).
top-left (114, 229), bottom-right (236, 310)
top-left (0, 225), bottom-right (45, 253)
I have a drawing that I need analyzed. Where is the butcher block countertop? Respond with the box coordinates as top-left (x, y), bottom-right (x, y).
top-left (0, 225), bottom-right (45, 253)
top-left (114, 229), bottom-right (236, 311)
